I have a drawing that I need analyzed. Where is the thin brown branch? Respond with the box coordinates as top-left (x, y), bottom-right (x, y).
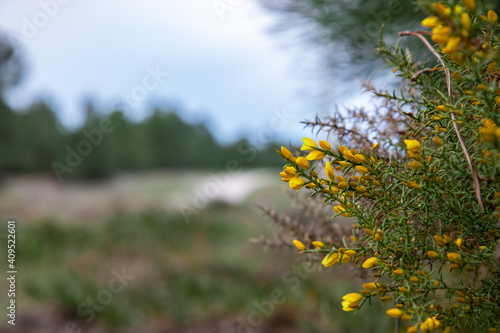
top-left (399, 31), bottom-right (484, 210)
top-left (410, 67), bottom-right (443, 82)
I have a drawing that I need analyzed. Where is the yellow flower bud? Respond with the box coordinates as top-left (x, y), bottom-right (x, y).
top-left (433, 136), bottom-right (444, 146)
top-left (322, 253), bottom-right (339, 267)
top-left (434, 3), bottom-right (451, 16)
top-left (289, 177), bottom-right (305, 190)
top-left (355, 166), bottom-right (370, 174)
top-left (422, 16), bottom-right (441, 27)
top-left (433, 235), bottom-right (443, 242)
top-left (386, 308), bottom-right (403, 318)
top-left (362, 257), bottom-right (379, 268)
top-left (338, 181), bottom-right (349, 189)
top-left (442, 37), bottom-right (462, 54)
top-left (296, 156), bottom-right (310, 169)
top-left (437, 105), bottom-right (449, 112)
top-left (404, 139), bottom-right (421, 152)
top-left (406, 180), bottom-right (421, 190)
top-left (488, 10), bottom-right (498, 22)
top-left (312, 241), bottom-right (324, 248)
top-left (340, 254), bottom-right (352, 263)
top-left (333, 205), bottom-right (351, 217)
top-left (341, 293), bottom-right (363, 311)
top-left (345, 250), bottom-right (356, 257)
top-left (284, 166), bottom-right (296, 176)
top-left (408, 160), bottom-right (423, 169)
top-left (407, 326), bottom-right (417, 333)
top-left (325, 162), bottom-right (335, 180)
top-left (354, 154), bottom-right (367, 164)
top-left (280, 146), bottom-right (293, 159)
top-left (425, 316), bottom-right (442, 330)
top-left (319, 140), bottom-right (331, 150)
top-left (464, 0), bottom-right (476, 11)
top-left (306, 150), bottom-right (326, 161)
top-left (380, 296), bottom-right (393, 302)
top-left (393, 269), bottom-right (404, 275)
top-left (446, 252), bottom-right (461, 262)
top-left (293, 240), bottom-right (306, 251)
top-left (363, 282), bottom-right (379, 290)
top-left (461, 12), bottom-right (471, 29)
top-left (427, 250), bottom-right (439, 258)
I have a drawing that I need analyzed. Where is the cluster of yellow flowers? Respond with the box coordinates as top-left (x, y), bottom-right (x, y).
top-left (279, 137), bottom-right (383, 209)
top-left (278, 1), bottom-right (500, 331)
top-left (422, 0), bottom-right (498, 59)
top-left (284, 131), bottom-right (500, 331)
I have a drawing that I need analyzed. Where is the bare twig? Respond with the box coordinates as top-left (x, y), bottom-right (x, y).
top-left (399, 30), bottom-right (484, 210)
top-left (410, 67), bottom-right (443, 82)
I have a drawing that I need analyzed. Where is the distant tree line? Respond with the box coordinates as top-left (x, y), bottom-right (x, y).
top-left (0, 98), bottom-right (284, 180)
top-left (0, 35), bottom-right (282, 180)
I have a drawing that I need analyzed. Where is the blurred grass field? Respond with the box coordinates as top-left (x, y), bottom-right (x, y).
top-left (0, 170), bottom-right (394, 333)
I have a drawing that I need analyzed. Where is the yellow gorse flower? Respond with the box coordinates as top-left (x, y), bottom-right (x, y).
top-left (322, 253), bottom-right (339, 267)
top-left (333, 205), bottom-right (351, 217)
top-left (293, 240), bottom-right (306, 251)
top-left (362, 257), bottom-right (379, 268)
top-left (434, 3), bottom-right (451, 17)
top-left (280, 146), bottom-right (293, 159)
top-left (386, 308), bottom-right (403, 318)
top-left (488, 9), bottom-right (498, 22)
top-left (289, 177), bottom-right (305, 190)
top-left (283, 166), bottom-right (296, 176)
top-left (355, 166), bottom-right (370, 174)
top-left (404, 139), bottom-right (421, 152)
top-left (463, 0), bottom-right (476, 11)
top-left (341, 293), bottom-right (363, 311)
top-left (431, 25), bottom-right (452, 44)
top-left (408, 161), bottom-right (423, 169)
top-left (447, 252), bottom-right (461, 262)
top-left (319, 140), bottom-right (331, 150)
top-left (306, 150), bottom-right (326, 161)
top-left (461, 12), bottom-right (471, 30)
top-left (406, 180), bottom-right (421, 190)
top-left (296, 156), bottom-right (310, 169)
top-left (312, 241), bottom-right (325, 248)
top-left (345, 249), bottom-right (356, 257)
top-left (442, 36), bottom-right (462, 54)
top-left (480, 119), bottom-right (498, 142)
top-left (325, 162), bottom-right (335, 180)
top-left (433, 136), bottom-right (444, 146)
top-left (422, 16), bottom-right (441, 28)
top-left (362, 282), bottom-right (379, 290)
top-left (424, 316), bottom-right (442, 330)
top-left (427, 250), bottom-right (439, 258)
top-left (301, 137), bottom-right (317, 151)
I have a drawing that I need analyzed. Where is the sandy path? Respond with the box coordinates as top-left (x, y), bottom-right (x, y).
top-left (0, 169), bottom-right (280, 223)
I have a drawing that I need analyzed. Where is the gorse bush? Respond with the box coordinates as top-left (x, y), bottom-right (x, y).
top-left (277, 0), bottom-right (500, 331)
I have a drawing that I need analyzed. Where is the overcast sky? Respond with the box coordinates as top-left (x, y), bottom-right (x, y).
top-left (0, 0), bottom-right (355, 144)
